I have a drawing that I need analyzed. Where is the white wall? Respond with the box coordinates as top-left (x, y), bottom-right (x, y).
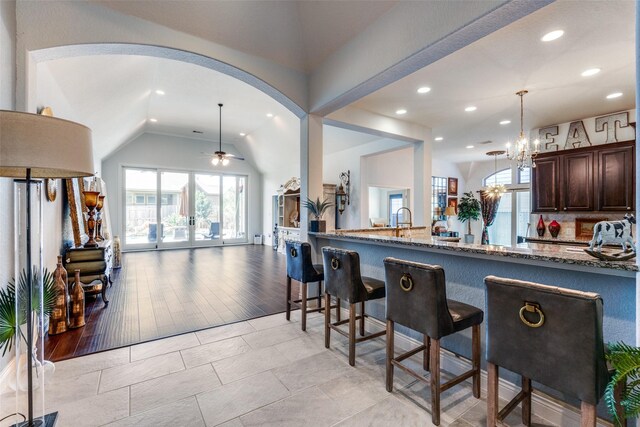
top-left (101, 132), bottom-right (262, 245)
top-left (323, 139), bottom-right (412, 229)
top-left (241, 116), bottom-right (300, 246)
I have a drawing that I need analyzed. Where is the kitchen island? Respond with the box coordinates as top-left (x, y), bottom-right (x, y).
top-left (311, 227), bottom-right (636, 360)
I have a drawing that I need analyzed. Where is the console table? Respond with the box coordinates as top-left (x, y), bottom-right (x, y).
top-left (64, 240), bottom-right (112, 306)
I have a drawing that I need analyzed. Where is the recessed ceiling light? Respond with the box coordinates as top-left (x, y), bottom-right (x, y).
top-left (417, 87), bottom-right (431, 94)
top-left (581, 68), bottom-right (601, 77)
top-left (266, 113), bottom-right (274, 118)
top-left (466, 145), bottom-right (474, 149)
top-left (606, 92), bottom-right (623, 99)
top-left (465, 106), bottom-right (477, 112)
top-left (149, 118), bottom-right (158, 122)
top-left (499, 120), bottom-right (511, 125)
top-left (541, 30), bottom-right (564, 42)
top-left (434, 136), bottom-right (443, 141)
top-left (155, 90), bottom-right (165, 95)
top-left (396, 109), bottom-right (407, 115)
top-left (239, 132), bottom-right (246, 136)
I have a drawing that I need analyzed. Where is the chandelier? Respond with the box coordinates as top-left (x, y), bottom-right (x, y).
top-left (506, 90), bottom-right (540, 170)
top-left (485, 150), bottom-right (507, 198)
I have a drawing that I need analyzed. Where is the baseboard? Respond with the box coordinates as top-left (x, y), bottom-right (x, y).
top-left (336, 307), bottom-right (613, 427)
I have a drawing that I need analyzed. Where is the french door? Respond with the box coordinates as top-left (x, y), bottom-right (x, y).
top-left (123, 167), bottom-right (247, 250)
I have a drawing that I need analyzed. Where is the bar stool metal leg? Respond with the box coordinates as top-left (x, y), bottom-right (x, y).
top-left (386, 320), bottom-right (394, 392)
top-left (336, 298), bottom-right (341, 322)
top-left (317, 281), bottom-right (322, 309)
top-left (430, 338), bottom-right (441, 426)
top-left (359, 301), bottom-right (365, 336)
top-left (301, 282), bottom-right (308, 331)
top-left (349, 303), bottom-right (357, 366)
top-left (285, 276), bottom-right (292, 321)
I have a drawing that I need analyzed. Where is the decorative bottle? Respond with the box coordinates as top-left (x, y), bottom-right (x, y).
top-left (113, 236), bottom-right (122, 269)
top-left (49, 255), bottom-right (69, 335)
top-left (536, 215), bottom-right (546, 237)
top-left (69, 270), bottom-right (86, 328)
top-left (548, 220), bottom-right (561, 238)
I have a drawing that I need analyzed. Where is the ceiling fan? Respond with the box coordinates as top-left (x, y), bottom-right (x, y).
top-left (203, 103), bottom-right (245, 166)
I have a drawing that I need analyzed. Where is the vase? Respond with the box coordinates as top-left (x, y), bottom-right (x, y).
top-left (69, 270), bottom-right (86, 329)
top-left (548, 220), bottom-right (561, 238)
top-left (113, 236), bottom-right (122, 269)
top-left (309, 220), bottom-right (326, 233)
top-left (49, 255), bottom-right (69, 335)
top-left (464, 234), bottom-right (475, 244)
top-left (536, 215), bottom-right (546, 237)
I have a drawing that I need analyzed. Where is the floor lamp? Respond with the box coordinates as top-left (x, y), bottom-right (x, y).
top-left (0, 111), bottom-right (93, 427)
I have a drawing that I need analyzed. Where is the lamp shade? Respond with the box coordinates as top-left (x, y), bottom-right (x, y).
top-left (444, 206), bottom-right (457, 216)
top-left (0, 110), bottom-right (94, 178)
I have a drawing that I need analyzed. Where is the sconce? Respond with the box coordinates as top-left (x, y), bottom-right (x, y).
top-left (336, 170), bottom-right (350, 215)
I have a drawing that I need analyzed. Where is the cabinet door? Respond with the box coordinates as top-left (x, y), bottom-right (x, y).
top-left (597, 144), bottom-right (634, 211)
top-left (532, 156), bottom-right (559, 212)
top-left (561, 151), bottom-right (594, 211)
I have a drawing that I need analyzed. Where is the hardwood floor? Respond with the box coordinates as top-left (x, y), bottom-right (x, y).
top-left (44, 245), bottom-right (297, 361)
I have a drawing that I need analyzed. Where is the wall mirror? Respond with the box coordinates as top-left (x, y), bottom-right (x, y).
top-left (367, 186), bottom-right (410, 227)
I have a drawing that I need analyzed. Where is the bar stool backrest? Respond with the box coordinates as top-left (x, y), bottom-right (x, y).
top-left (286, 241), bottom-right (316, 283)
top-left (484, 275), bottom-right (609, 405)
top-left (322, 247), bottom-right (367, 303)
top-left (383, 257), bottom-right (454, 340)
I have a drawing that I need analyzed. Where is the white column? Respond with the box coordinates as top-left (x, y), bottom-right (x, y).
top-left (413, 138), bottom-right (432, 227)
top-left (300, 114), bottom-right (324, 241)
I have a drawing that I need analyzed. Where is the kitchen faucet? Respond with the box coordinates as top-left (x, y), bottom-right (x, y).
top-left (394, 207), bottom-right (413, 237)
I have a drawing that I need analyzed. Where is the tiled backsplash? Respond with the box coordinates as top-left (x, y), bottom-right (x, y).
top-left (528, 213), bottom-right (636, 241)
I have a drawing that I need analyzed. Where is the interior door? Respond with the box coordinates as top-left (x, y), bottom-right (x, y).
top-left (192, 173), bottom-right (222, 246)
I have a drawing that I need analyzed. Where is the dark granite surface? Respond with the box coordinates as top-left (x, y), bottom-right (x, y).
top-left (312, 230), bottom-right (638, 273)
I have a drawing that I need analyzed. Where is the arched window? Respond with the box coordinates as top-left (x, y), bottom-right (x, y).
top-left (483, 168), bottom-right (511, 186)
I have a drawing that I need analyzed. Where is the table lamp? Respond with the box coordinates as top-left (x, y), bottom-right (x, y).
top-left (444, 206), bottom-right (457, 230)
top-left (0, 110), bottom-right (93, 427)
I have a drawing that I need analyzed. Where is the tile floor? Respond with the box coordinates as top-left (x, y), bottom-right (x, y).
top-left (1, 311), bottom-right (558, 427)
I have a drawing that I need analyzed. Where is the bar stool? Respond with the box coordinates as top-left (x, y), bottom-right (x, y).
top-left (484, 275), bottom-right (625, 427)
top-left (383, 257), bottom-right (483, 426)
top-left (322, 247), bottom-right (386, 366)
top-left (285, 241), bottom-right (326, 331)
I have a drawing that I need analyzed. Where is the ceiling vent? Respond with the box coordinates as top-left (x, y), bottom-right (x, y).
top-left (477, 140), bottom-right (493, 145)
top-left (192, 130), bottom-right (203, 134)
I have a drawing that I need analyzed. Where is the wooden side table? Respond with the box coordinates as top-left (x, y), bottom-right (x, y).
top-left (65, 240), bottom-right (112, 306)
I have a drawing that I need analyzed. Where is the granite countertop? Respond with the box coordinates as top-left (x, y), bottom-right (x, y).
top-left (312, 230), bottom-right (638, 273)
top-left (525, 236), bottom-right (592, 245)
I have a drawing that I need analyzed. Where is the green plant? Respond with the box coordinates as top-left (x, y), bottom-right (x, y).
top-left (0, 267), bottom-right (56, 356)
top-left (457, 192), bottom-right (482, 235)
top-left (302, 197), bottom-right (334, 221)
top-left (605, 342), bottom-right (640, 425)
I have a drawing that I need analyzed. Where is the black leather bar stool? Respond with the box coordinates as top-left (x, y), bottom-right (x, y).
top-left (285, 241), bottom-right (329, 331)
top-left (322, 247), bottom-right (386, 366)
top-left (383, 257), bottom-right (483, 426)
top-left (485, 276), bottom-right (625, 427)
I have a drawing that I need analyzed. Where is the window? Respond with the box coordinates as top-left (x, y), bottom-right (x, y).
top-left (135, 195), bottom-right (145, 204)
top-left (431, 176), bottom-right (447, 219)
top-left (483, 168), bottom-right (511, 186)
top-left (147, 195), bottom-right (156, 205)
top-left (518, 167), bottom-right (531, 184)
top-left (389, 194), bottom-right (404, 226)
top-left (161, 195), bottom-right (173, 205)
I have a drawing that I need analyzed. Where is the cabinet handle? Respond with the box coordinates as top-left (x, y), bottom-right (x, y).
top-left (554, 208), bottom-right (557, 211)
top-left (627, 207), bottom-right (631, 210)
top-left (563, 207), bottom-right (567, 211)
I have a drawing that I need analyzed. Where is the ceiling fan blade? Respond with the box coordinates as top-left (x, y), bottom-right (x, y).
top-left (225, 153), bottom-right (244, 160)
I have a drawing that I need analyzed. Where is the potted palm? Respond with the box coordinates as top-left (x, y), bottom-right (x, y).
top-left (302, 197), bottom-right (334, 232)
top-left (605, 342), bottom-right (640, 425)
top-left (457, 192), bottom-right (481, 244)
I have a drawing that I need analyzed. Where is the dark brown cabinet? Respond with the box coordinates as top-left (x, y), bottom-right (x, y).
top-left (532, 157), bottom-right (559, 212)
top-left (597, 144), bottom-right (634, 211)
top-left (532, 140), bottom-right (634, 213)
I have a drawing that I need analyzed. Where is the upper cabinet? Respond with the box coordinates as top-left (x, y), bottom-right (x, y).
top-left (531, 140), bottom-right (634, 213)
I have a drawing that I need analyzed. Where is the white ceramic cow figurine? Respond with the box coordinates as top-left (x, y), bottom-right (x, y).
top-left (588, 214), bottom-right (636, 252)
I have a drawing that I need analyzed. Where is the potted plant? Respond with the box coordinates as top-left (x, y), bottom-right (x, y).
top-left (302, 197), bottom-right (334, 232)
top-left (457, 191), bottom-right (481, 244)
top-left (605, 342), bottom-right (640, 425)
